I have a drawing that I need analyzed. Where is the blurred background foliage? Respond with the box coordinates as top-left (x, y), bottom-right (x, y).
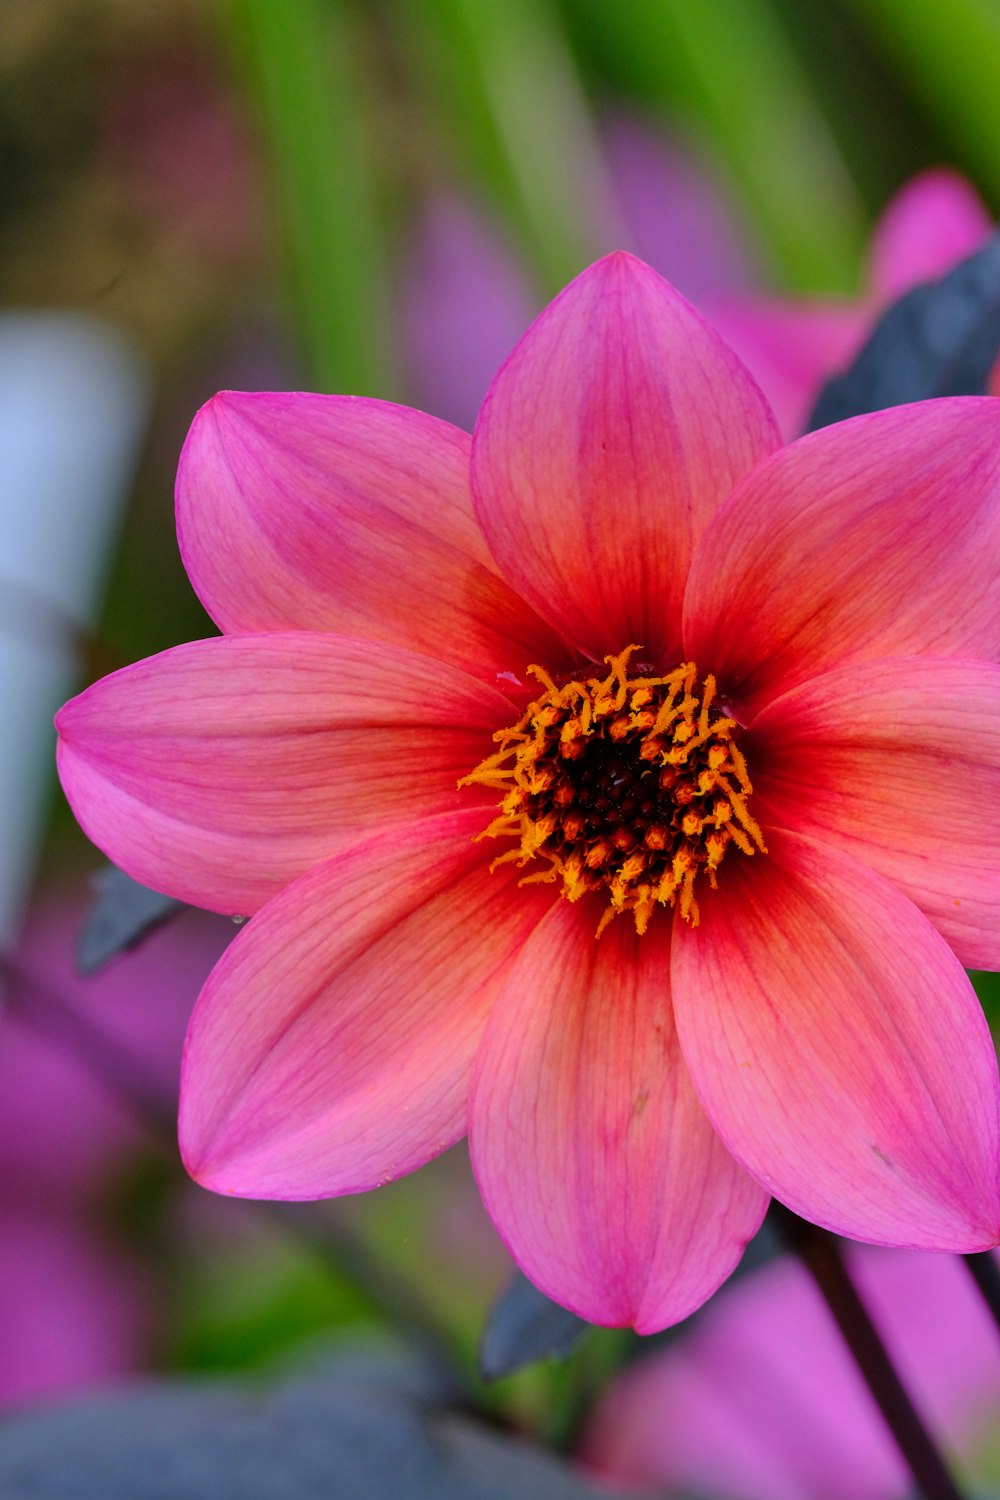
top-left (2, 0), bottom-right (1000, 1459)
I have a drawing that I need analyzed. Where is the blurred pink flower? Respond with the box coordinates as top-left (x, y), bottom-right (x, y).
top-left (604, 114), bottom-right (760, 302)
top-left (0, 891), bottom-right (229, 1405)
top-left (0, 1214), bottom-right (149, 1408)
top-left (399, 195), bottom-right (537, 432)
top-left (401, 138), bottom-right (992, 440)
top-left (7, 894), bottom-right (228, 1200)
top-left (399, 120), bottom-right (756, 429)
top-left (56, 253), bottom-right (1000, 1330)
top-left (583, 1246), bottom-right (1000, 1500)
top-left (711, 169), bottom-right (994, 437)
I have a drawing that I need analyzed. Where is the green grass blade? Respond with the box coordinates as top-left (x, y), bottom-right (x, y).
top-left (220, 0), bottom-right (393, 393)
top-left (404, 0), bottom-right (620, 293)
top-left (843, 0), bottom-right (1000, 203)
top-left (563, 0), bottom-right (866, 292)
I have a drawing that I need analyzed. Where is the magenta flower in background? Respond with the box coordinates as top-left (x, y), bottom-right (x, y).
top-left (56, 253), bottom-right (1000, 1330)
top-left (711, 168), bottom-right (994, 437)
top-left (604, 114), bottom-right (761, 303)
top-left (399, 194), bottom-right (538, 433)
top-left (866, 168), bottom-right (993, 303)
top-left (0, 1214), bottom-right (148, 1409)
top-left (0, 892), bottom-right (229, 1405)
top-left (583, 1247), bottom-right (1000, 1500)
top-left (397, 121), bottom-right (759, 432)
top-left (5, 897), bottom-right (214, 1197)
top-left (401, 128), bottom-right (993, 439)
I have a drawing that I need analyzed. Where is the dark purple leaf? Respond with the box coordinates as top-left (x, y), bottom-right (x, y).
top-left (0, 1362), bottom-right (615, 1499)
top-left (480, 1270), bottom-right (590, 1380)
top-left (76, 864), bottom-right (184, 975)
top-left (808, 227), bottom-right (1000, 431)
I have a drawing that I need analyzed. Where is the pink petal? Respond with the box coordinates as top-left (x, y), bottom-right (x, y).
top-left (176, 392), bottom-right (563, 681)
top-left (468, 901), bottom-right (768, 1331)
top-left (180, 809), bottom-right (553, 1198)
top-left (471, 252), bottom-right (780, 665)
top-left (672, 829), bottom-right (1000, 1249)
top-left (56, 633), bottom-right (508, 913)
top-left (869, 169), bottom-right (992, 303)
top-left (751, 655), bottom-right (1000, 970)
top-left (685, 398), bottom-right (1000, 716)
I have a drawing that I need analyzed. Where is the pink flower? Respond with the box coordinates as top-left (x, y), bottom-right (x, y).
top-left (398, 193), bottom-right (538, 431)
top-left (582, 1246), bottom-right (1000, 1500)
top-left (711, 169), bottom-right (994, 438)
top-left (55, 253), bottom-right (1000, 1331)
top-left (0, 890), bottom-right (229, 1404)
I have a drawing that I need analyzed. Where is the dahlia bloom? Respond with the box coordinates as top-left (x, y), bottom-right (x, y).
top-left (56, 253), bottom-right (1000, 1331)
top-left (583, 1246), bottom-right (1000, 1500)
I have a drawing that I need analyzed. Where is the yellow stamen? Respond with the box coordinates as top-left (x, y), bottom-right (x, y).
top-left (460, 649), bottom-right (766, 936)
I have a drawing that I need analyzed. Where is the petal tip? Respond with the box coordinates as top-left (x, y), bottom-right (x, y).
top-left (564, 248), bottom-right (685, 305)
top-left (184, 389), bottom-right (230, 442)
top-left (181, 389), bottom-right (275, 460)
top-left (587, 247), bottom-right (656, 277)
top-left (199, 388), bottom-right (250, 419)
top-left (53, 698), bottom-right (75, 738)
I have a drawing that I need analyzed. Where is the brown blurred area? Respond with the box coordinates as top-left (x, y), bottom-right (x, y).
top-left (0, 0), bottom-right (265, 370)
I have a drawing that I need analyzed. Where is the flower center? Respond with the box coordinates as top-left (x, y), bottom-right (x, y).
top-left (461, 645), bottom-right (766, 935)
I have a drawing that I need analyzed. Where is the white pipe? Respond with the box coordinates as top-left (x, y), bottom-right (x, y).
top-left (0, 313), bottom-right (149, 943)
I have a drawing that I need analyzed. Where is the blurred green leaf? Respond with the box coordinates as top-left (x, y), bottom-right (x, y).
top-left (562, 0), bottom-right (866, 292)
top-left (767, 0), bottom-right (927, 211)
top-left (220, 0), bottom-right (393, 393)
top-left (400, 0), bottom-right (618, 293)
top-left (171, 1229), bottom-right (378, 1374)
top-left (843, 0), bottom-right (1000, 204)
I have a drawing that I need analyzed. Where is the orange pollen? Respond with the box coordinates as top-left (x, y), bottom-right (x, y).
top-left (459, 645), bottom-right (767, 937)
